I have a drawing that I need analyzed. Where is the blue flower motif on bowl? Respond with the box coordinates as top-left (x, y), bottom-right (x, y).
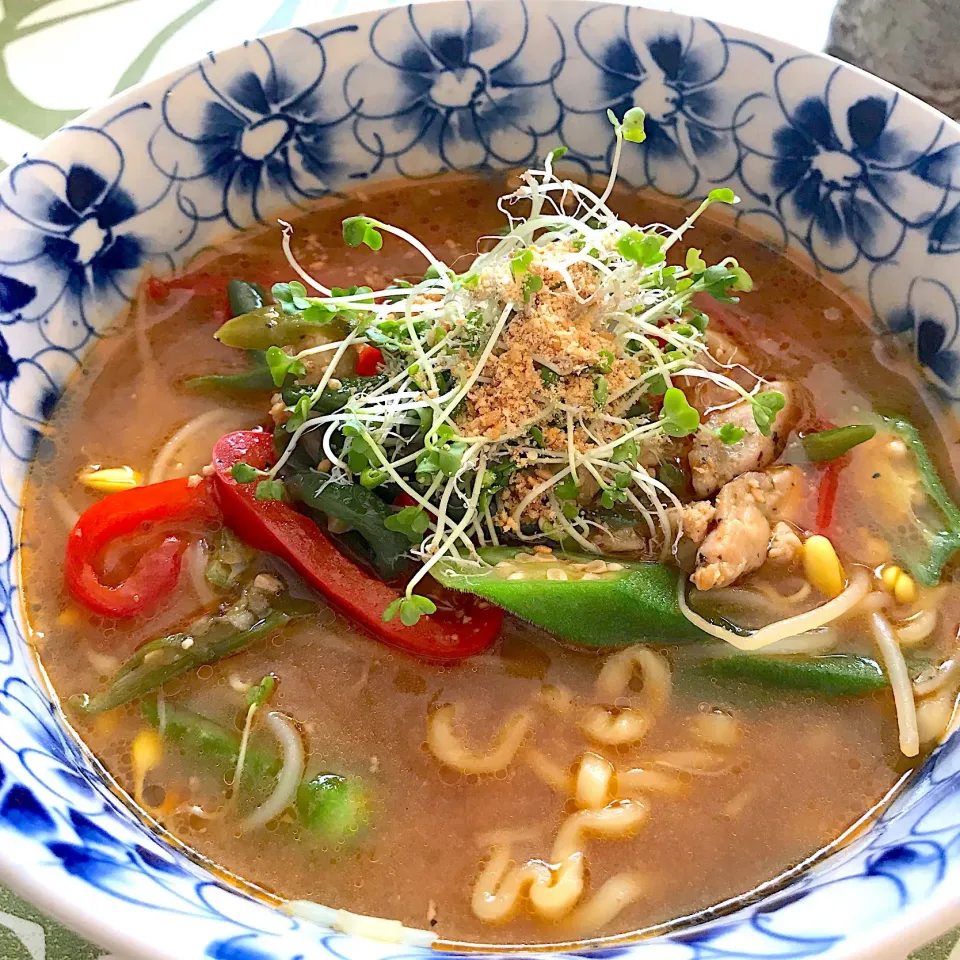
top-left (346, 1), bottom-right (563, 176)
top-left (870, 262), bottom-right (960, 399)
top-left (736, 56), bottom-right (960, 272)
top-left (0, 124), bottom-right (156, 351)
top-left (151, 27), bottom-right (360, 230)
top-left (557, 7), bottom-right (771, 197)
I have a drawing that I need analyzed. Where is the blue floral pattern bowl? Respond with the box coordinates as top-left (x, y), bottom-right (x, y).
top-left (1, 2), bottom-right (959, 958)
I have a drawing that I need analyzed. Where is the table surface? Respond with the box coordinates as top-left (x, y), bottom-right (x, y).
top-left (0, 1), bottom-right (957, 958)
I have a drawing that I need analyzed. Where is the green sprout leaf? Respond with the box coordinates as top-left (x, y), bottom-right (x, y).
top-left (530, 426), bottom-right (545, 447)
top-left (751, 391), bottom-right (786, 437)
top-left (265, 345), bottom-right (306, 387)
top-left (231, 462), bottom-right (259, 484)
top-left (617, 230), bottom-right (665, 266)
top-left (510, 248), bottom-right (534, 279)
top-left (610, 438), bottom-right (639, 464)
top-left (342, 216), bottom-right (384, 251)
top-left (659, 387), bottom-right (701, 438)
top-left (255, 479), bottom-right (287, 502)
top-left (547, 146), bottom-right (567, 164)
top-left (685, 248), bottom-right (707, 274)
top-left (383, 594), bottom-right (437, 626)
top-left (384, 506), bottom-right (431, 543)
top-left (716, 423), bottom-right (746, 444)
top-left (539, 367), bottom-right (560, 388)
top-left (246, 675), bottom-right (276, 708)
top-left (285, 394), bottom-right (313, 434)
top-left (522, 273), bottom-right (543, 302)
top-left (555, 475), bottom-right (580, 501)
top-left (708, 187), bottom-right (739, 204)
top-left (438, 440), bottom-right (469, 476)
top-left (272, 281), bottom-right (312, 315)
top-left (621, 107), bottom-right (647, 143)
top-left (593, 376), bottom-right (609, 406)
top-left (595, 350), bottom-right (615, 374)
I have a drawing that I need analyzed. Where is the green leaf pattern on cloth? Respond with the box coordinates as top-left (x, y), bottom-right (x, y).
top-left (0, 1), bottom-right (955, 957)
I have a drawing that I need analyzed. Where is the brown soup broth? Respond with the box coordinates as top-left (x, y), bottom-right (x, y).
top-left (19, 175), bottom-right (958, 945)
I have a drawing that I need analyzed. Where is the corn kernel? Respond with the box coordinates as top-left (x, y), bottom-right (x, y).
top-left (880, 564), bottom-right (902, 591)
top-left (78, 465), bottom-right (142, 493)
top-left (803, 535), bottom-right (845, 598)
top-left (131, 728), bottom-right (163, 808)
top-left (893, 572), bottom-right (918, 605)
top-left (56, 606), bottom-right (81, 627)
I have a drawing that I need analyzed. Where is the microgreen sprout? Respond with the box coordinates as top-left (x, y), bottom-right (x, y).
top-left (342, 216), bottom-right (384, 251)
top-left (716, 423), bottom-right (746, 444)
top-left (248, 99), bottom-right (766, 624)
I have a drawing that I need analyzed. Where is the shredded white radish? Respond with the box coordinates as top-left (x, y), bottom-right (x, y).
top-left (869, 612), bottom-right (919, 757)
top-left (678, 568), bottom-right (871, 651)
top-left (243, 712), bottom-right (305, 830)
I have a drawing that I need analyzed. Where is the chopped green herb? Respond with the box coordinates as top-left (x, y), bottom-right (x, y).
top-left (255, 480), bottom-right (287, 502)
top-left (752, 391), bottom-right (786, 437)
top-left (384, 506), bottom-right (431, 543)
top-left (716, 423), bottom-right (746, 444)
top-left (231, 463), bottom-right (259, 484)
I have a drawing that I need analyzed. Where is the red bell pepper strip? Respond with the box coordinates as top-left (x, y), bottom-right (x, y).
top-left (355, 345), bottom-right (385, 377)
top-left (211, 431), bottom-right (502, 659)
top-left (65, 478), bottom-right (221, 619)
top-left (815, 459), bottom-right (842, 533)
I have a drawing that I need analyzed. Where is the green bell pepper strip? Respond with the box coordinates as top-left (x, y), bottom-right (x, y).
top-left (141, 699), bottom-right (368, 840)
top-left (71, 592), bottom-right (313, 715)
top-left (215, 304), bottom-right (345, 350)
top-left (227, 279), bottom-right (267, 317)
top-left (690, 653), bottom-right (888, 696)
top-left (432, 547), bottom-right (706, 646)
top-left (184, 351), bottom-right (276, 396)
top-left (868, 412), bottom-right (960, 585)
top-left (286, 472), bottom-right (412, 581)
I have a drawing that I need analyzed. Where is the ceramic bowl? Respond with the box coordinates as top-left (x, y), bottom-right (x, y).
top-left (1, 2), bottom-right (960, 958)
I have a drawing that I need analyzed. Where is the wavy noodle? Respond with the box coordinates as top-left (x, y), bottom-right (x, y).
top-left (679, 568), bottom-right (871, 651)
top-left (49, 488), bottom-right (80, 529)
top-left (916, 693), bottom-right (957, 745)
top-left (653, 750), bottom-right (730, 776)
top-left (616, 766), bottom-right (687, 796)
top-left (898, 609), bottom-right (938, 646)
top-left (524, 748), bottom-right (571, 792)
top-left (560, 874), bottom-right (645, 936)
top-left (427, 705), bottom-right (533, 774)
top-left (472, 846), bottom-right (552, 923)
top-left (148, 409), bottom-right (245, 484)
top-left (580, 647), bottom-right (671, 746)
top-left (574, 753), bottom-right (615, 810)
top-left (691, 710), bottom-right (740, 748)
top-left (537, 683), bottom-right (574, 716)
top-left (914, 659), bottom-right (960, 697)
top-left (471, 799), bottom-right (649, 925)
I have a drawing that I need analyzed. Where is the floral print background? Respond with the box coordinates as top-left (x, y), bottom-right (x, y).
top-left (0, 0), bottom-right (955, 958)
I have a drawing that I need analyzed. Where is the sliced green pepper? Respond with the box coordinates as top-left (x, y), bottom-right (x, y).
top-left (869, 412), bottom-right (960, 585)
top-left (215, 305), bottom-right (345, 350)
top-left (142, 699), bottom-right (368, 840)
top-left (227, 278), bottom-right (266, 317)
top-left (691, 652), bottom-right (888, 696)
top-left (71, 588), bottom-right (312, 714)
top-left (286, 472), bottom-right (412, 580)
top-left (184, 350), bottom-right (275, 396)
top-left (282, 375), bottom-right (385, 416)
top-left (432, 547), bottom-right (705, 646)
top-left (802, 424), bottom-right (876, 462)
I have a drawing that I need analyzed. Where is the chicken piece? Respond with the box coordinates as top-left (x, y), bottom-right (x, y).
top-left (688, 380), bottom-right (804, 498)
top-left (767, 521), bottom-right (803, 566)
top-left (678, 500), bottom-right (715, 545)
top-left (692, 467), bottom-right (801, 590)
